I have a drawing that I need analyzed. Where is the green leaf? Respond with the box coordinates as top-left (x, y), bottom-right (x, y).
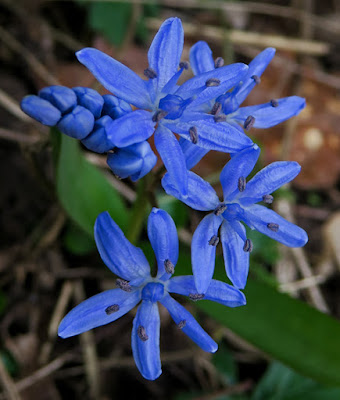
top-left (252, 362), bottom-right (340, 400)
top-left (63, 222), bottom-right (96, 255)
top-left (88, 2), bottom-right (132, 46)
top-left (54, 130), bottom-right (128, 235)
top-left (175, 254), bottom-right (340, 387)
top-left (212, 342), bottom-right (238, 385)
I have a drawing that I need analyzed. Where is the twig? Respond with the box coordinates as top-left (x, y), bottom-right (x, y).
top-left (74, 281), bottom-right (101, 400)
top-left (0, 25), bottom-right (59, 86)
top-left (193, 379), bottom-right (253, 400)
top-left (0, 357), bottom-right (21, 400)
top-left (147, 18), bottom-right (329, 56)
top-left (0, 128), bottom-right (39, 144)
top-left (0, 89), bottom-right (31, 122)
top-left (280, 274), bottom-right (328, 292)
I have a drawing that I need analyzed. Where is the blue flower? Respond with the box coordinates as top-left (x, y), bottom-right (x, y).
top-left (75, 18), bottom-right (253, 194)
top-left (58, 208), bottom-right (246, 380)
top-left (162, 145), bottom-right (308, 293)
top-left (179, 43), bottom-right (306, 169)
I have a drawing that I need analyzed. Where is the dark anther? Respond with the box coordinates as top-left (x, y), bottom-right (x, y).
top-left (189, 293), bottom-right (205, 301)
top-left (244, 115), bottom-right (255, 131)
top-left (189, 126), bottom-right (198, 144)
top-left (238, 176), bottom-right (246, 192)
top-left (206, 78), bottom-right (221, 87)
top-left (116, 278), bottom-right (132, 292)
top-left (152, 110), bottom-right (168, 123)
top-left (177, 320), bottom-right (186, 329)
top-left (164, 259), bottom-right (175, 274)
top-left (270, 99), bottom-right (279, 107)
top-left (267, 223), bottom-right (279, 232)
top-left (105, 304), bottom-right (120, 315)
top-left (209, 235), bottom-right (219, 246)
top-left (243, 239), bottom-right (253, 253)
top-left (179, 61), bottom-right (189, 70)
top-left (214, 204), bottom-right (227, 216)
top-left (214, 114), bottom-right (226, 123)
top-left (214, 57), bottom-right (224, 68)
top-left (144, 67), bottom-right (157, 79)
top-left (137, 325), bottom-right (149, 341)
top-left (211, 102), bottom-right (222, 115)
top-left (251, 75), bottom-right (261, 84)
top-left (262, 194), bottom-right (274, 204)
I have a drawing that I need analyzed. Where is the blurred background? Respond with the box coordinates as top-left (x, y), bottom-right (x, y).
top-left (0, 0), bottom-right (340, 399)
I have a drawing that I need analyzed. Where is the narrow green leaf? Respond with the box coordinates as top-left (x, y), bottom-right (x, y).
top-left (55, 132), bottom-right (128, 235)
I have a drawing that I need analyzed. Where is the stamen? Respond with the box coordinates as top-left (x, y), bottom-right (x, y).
top-left (251, 75), bottom-right (261, 84)
top-left (238, 176), bottom-right (246, 192)
top-left (179, 61), bottom-right (189, 70)
top-left (209, 235), bottom-right (219, 246)
top-left (243, 239), bottom-right (253, 253)
top-left (189, 293), bottom-right (205, 301)
top-left (105, 304), bottom-right (120, 315)
top-left (211, 102), bottom-right (222, 115)
top-left (206, 78), bottom-right (221, 87)
top-left (244, 115), bottom-right (255, 131)
top-left (270, 99), bottom-right (279, 107)
top-left (164, 259), bottom-right (175, 274)
top-left (144, 67), bottom-right (157, 79)
top-left (189, 126), bottom-right (198, 144)
top-left (262, 194), bottom-right (274, 204)
top-left (177, 320), bottom-right (186, 329)
top-left (214, 204), bottom-right (227, 216)
top-left (116, 278), bottom-right (132, 292)
top-left (137, 325), bottom-right (149, 341)
top-left (152, 110), bottom-right (168, 122)
top-left (267, 223), bottom-right (279, 232)
top-left (214, 114), bottom-right (226, 123)
top-left (214, 57), bottom-right (224, 68)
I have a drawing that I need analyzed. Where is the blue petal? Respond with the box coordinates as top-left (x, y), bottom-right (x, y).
top-left (94, 212), bottom-right (150, 280)
top-left (189, 41), bottom-right (215, 75)
top-left (220, 145), bottom-right (260, 200)
top-left (231, 96), bottom-right (306, 128)
top-left (192, 214), bottom-right (223, 294)
top-left (72, 87), bottom-right (104, 119)
top-left (167, 276), bottom-right (246, 307)
top-left (21, 95), bottom-right (61, 126)
top-left (162, 170), bottom-right (219, 211)
top-left (58, 288), bottom-right (141, 338)
top-left (131, 301), bottom-right (161, 380)
top-left (147, 208), bottom-right (179, 280)
top-left (39, 86), bottom-right (77, 113)
top-left (76, 48), bottom-right (152, 109)
top-left (160, 294), bottom-right (218, 352)
top-left (107, 141), bottom-right (157, 181)
top-left (179, 137), bottom-right (209, 169)
top-left (57, 105), bottom-right (94, 139)
top-left (107, 110), bottom-right (155, 148)
top-left (147, 17), bottom-right (184, 94)
top-left (154, 125), bottom-right (188, 196)
top-left (243, 204), bottom-right (308, 247)
top-left (220, 221), bottom-right (249, 289)
top-left (165, 115), bottom-right (253, 153)
top-left (102, 95), bottom-right (132, 119)
top-left (234, 48), bottom-right (276, 106)
top-left (177, 63), bottom-right (248, 108)
top-left (240, 161), bottom-right (301, 205)
top-left (81, 115), bottom-right (115, 153)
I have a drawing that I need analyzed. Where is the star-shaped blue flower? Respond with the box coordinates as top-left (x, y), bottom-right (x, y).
top-left (58, 208), bottom-right (246, 380)
top-left (162, 145), bottom-right (308, 293)
top-left (178, 43), bottom-right (306, 169)
top-left (75, 18), bottom-right (253, 194)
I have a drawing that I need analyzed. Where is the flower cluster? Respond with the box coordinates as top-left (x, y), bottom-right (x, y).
top-left (21, 17), bottom-right (308, 380)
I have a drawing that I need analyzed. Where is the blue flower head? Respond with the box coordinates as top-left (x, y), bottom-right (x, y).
top-left (58, 208), bottom-right (246, 380)
top-left (179, 43), bottom-right (306, 169)
top-left (162, 145), bottom-right (308, 293)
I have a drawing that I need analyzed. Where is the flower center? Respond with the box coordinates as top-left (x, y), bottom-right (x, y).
top-left (158, 94), bottom-right (190, 120)
top-left (142, 282), bottom-right (165, 302)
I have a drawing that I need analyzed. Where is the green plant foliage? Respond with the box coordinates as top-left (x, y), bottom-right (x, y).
top-left (53, 130), bottom-right (128, 235)
top-left (252, 362), bottom-right (340, 400)
top-left (63, 222), bottom-right (96, 255)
